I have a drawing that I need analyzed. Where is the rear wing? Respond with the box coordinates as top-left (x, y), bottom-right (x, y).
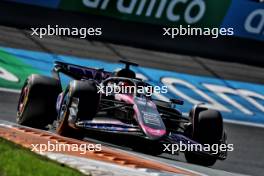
top-left (52, 61), bottom-right (112, 82)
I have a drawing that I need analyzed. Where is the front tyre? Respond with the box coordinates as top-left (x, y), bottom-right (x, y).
top-left (56, 80), bottom-right (100, 138)
top-left (185, 109), bottom-right (224, 166)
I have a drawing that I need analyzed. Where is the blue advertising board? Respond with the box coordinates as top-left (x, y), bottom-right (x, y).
top-left (222, 0), bottom-right (264, 41)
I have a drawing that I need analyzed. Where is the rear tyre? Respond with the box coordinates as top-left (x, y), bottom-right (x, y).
top-left (185, 109), bottom-right (223, 166)
top-left (17, 74), bottom-right (61, 129)
top-left (56, 80), bottom-right (100, 139)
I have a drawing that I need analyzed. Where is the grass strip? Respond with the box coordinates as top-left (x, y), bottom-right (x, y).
top-left (0, 137), bottom-right (86, 176)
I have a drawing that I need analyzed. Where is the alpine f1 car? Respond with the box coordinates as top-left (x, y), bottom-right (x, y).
top-left (17, 60), bottom-right (227, 166)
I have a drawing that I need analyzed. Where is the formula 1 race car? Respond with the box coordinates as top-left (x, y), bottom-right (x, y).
top-left (17, 60), bottom-right (227, 166)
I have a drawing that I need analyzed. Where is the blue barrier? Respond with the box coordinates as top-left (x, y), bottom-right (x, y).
top-left (222, 0), bottom-right (264, 41)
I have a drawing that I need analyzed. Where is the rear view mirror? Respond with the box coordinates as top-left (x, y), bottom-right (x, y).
top-left (170, 99), bottom-right (184, 105)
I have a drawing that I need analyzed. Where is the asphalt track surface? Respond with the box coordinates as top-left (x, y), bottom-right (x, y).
top-left (0, 25), bottom-right (264, 175)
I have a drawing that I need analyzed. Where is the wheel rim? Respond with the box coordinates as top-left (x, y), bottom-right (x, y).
top-left (58, 92), bottom-right (69, 121)
top-left (56, 91), bottom-right (70, 133)
top-left (17, 84), bottom-right (29, 118)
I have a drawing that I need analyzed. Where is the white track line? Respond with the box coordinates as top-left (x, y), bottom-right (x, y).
top-left (41, 152), bottom-right (179, 176)
top-left (0, 87), bottom-right (20, 93)
top-left (223, 119), bottom-right (264, 128)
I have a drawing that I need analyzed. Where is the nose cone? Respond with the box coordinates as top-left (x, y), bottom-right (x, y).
top-left (133, 97), bottom-right (167, 140)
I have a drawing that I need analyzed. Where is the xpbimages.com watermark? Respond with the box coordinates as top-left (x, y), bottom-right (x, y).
top-left (31, 141), bottom-right (102, 154)
top-left (163, 141), bottom-right (234, 155)
top-left (97, 84), bottom-right (168, 96)
top-left (31, 25), bottom-right (102, 38)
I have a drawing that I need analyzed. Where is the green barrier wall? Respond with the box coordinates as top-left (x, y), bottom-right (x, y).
top-left (59, 0), bottom-right (231, 28)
